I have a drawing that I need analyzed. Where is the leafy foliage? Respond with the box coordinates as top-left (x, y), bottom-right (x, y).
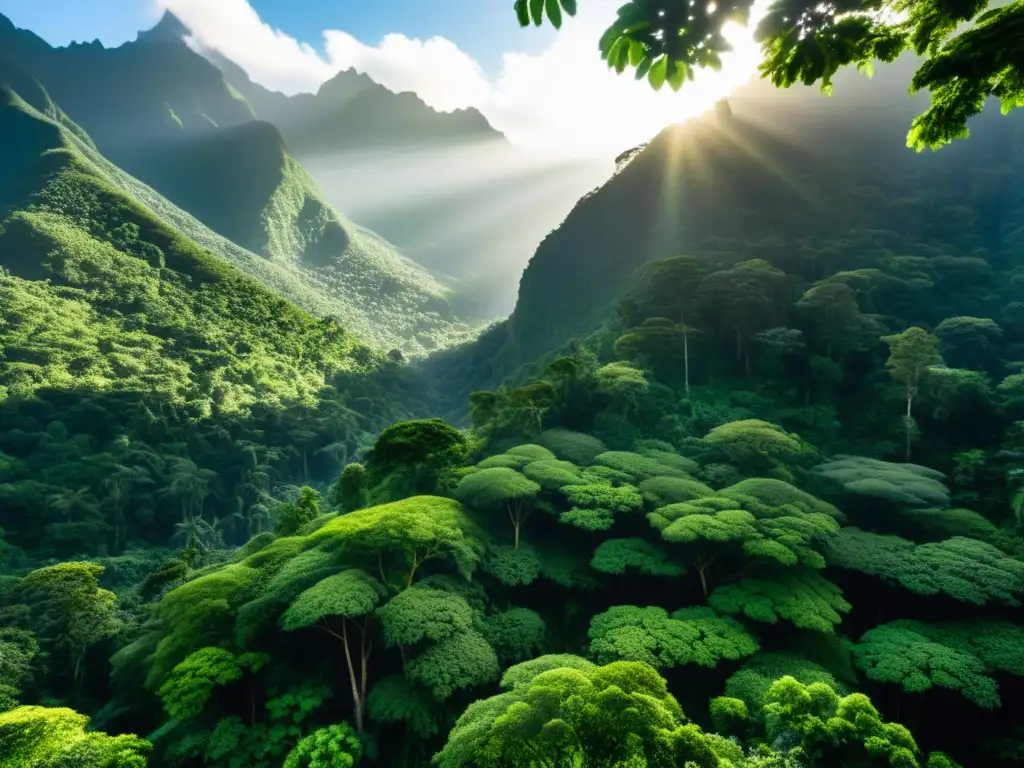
top-left (708, 570), bottom-right (851, 633)
top-left (512, 0), bottom-right (1024, 150)
top-left (588, 605), bottom-right (759, 669)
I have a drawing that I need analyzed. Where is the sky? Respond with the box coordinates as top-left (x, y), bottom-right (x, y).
top-left (0, 0), bottom-right (768, 154)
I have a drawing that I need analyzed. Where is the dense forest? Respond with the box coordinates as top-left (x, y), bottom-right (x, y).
top-left (2, 0), bottom-right (1024, 766)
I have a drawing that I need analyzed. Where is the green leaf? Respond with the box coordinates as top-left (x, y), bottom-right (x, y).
top-left (628, 39), bottom-right (645, 67)
top-left (530, 0), bottom-right (544, 26)
top-left (514, 0), bottom-right (530, 27)
top-left (546, 0), bottom-right (563, 28)
top-left (635, 56), bottom-right (653, 81)
top-left (667, 60), bottom-right (688, 92)
top-left (560, 0), bottom-right (578, 15)
top-left (648, 56), bottom-right (668, 91)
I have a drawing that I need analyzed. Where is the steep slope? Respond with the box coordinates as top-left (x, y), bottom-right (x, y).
top-left (0, 11), bottom-right (253, 155)
top-left (0, 11), bottom-right (474, 353)
top-left (0, 78), bottom-right (441, 557)
top-left (500, 61), bottom-right (1023, 369)
top-left (209, 48), bottom-right (505, 154)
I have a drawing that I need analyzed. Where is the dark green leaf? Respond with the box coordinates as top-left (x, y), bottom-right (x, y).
top-left (514, 0), bottom-right (530, 27)
top-left (546, 0), bottom-right (563, 28)
top-left (561, 0), bottom-right (578, 16)
top-left (530, 0), bottom-right (544, 26)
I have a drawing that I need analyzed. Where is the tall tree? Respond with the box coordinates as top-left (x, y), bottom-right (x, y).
top-left (281, 570), bottom-right (387, 733)
top-left (882, 327), bottom-right (944, 460)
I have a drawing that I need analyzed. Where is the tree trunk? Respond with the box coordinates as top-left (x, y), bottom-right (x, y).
top-left (683, 329), bottom-right (690, 397)
top-left (340, 621), bottom-right (365, 733)
top-left (905, 390), bottom-right (914, 461)
top-left (514, 518), bottom-right (521, 550)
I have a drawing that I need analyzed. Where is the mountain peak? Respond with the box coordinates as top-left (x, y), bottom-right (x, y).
top-left (136, 10), bottom-right (190, 45)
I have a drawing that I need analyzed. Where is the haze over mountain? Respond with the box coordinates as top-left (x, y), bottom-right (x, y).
top-left (188, 12), bottom-right (613, 313)
top-left (0, 9), bottom-right (487, 352)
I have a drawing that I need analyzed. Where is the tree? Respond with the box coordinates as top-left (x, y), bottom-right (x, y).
top-left (882, 327), bottom-right (944, 460)
top-left (654, 495), bottom-right (838, 596)
top-left (521, 458), bottom-right (583, 491)
top-left (405, 629), bottom-right (500, 701)
top-left (433, 660), bottom-right (721, 767)
top-left (281, 569), bottom-right (387, 732)
top-left (283, 723), bottom-right (362, 768)
top-left (703, 420), bottom-right (810, 477)
top-left (454, 468), bottom-right (541, 550)
top-left (328, 463), bottom-right (366, 513)
top-left (159, 647), bottom-right (269, 721)
top-left (590, 537), bottom-right (686, 577)
top-left (276, 486), bottom-right (321, 536)
top-left (588, 605), bottom-right (758, 669)
top-left (934, 316), bottom-right (1004, 372)
top-left (0, 630), bottom-right (35, 713)
top-left (512, 0), bottom-right (1024, 151)
top-left (815, 455), bottom-right (950, 510)
top-left (614, 319), bottom-right (698, 394)
top-left (559, 482), bottom-right (644, 532)
top-left (795, 282), bottom-right (877, 360)
top-left (306, 496), bottom-right (484, 589)
top-left (852, 624), bottom-right (1001, 708)
top-left (376, 585), bottom-right (475, 651)
top-left (364, 419), bottom-right (468, 500)
top-left (758, 677), bottom-right (927, 766)
top-left (481, 608), bottom-right (548, 665)
top-left (698, 261), bottom-right (786, 376)
top-left (0, 705), bottom-right (151, 768)
top-left (16, 562), bottom-right (123, 691)
top-left (708, 570), bottom-right (851, 633)
top-left (826, 528), bottom-right (1024, 606)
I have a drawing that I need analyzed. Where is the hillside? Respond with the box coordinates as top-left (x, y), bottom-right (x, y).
top-left (0, 11), bottom-right (475, 353)
top-left (0, 11), bottom-right (253, 156)
top-left (494, 62), bottom-right (1023, 369)
top-left (0, 76), bottom-right (445, 561)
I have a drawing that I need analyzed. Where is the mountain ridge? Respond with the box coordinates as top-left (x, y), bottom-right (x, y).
top-left (0, 9), bottom-right (480, 354)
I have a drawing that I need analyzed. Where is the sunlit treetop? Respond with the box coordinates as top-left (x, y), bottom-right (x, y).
top-left (513, 0), bottom-right (1024, 150)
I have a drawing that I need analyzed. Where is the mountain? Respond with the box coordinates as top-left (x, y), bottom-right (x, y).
top-left (0, 10), bottom-right (476, 353)
top-left (0, 69), bottom-right (442, 551)
top-left (196, 17), bottom-right (607, 314)
top-left (205, 46), bottom-right (505, 155)
top-left (493, 59), bottom-right (1024, 370)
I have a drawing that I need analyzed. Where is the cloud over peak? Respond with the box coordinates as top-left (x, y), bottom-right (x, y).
top-left (159, 0), bottom-right (763, 154)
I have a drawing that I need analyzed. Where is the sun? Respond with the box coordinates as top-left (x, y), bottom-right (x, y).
top-left (499, 2), bottom-right (771, 157)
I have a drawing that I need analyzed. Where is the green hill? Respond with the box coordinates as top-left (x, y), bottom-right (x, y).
top-left (0, 11), bottom-right (477, 354)
top-left (0, 77), bottom-right (440, 558)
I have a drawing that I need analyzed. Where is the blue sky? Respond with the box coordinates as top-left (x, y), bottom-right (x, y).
top-left (0, 0), bottom-right (760, 153)
top-left (0, 0), bottom-right (553, 74)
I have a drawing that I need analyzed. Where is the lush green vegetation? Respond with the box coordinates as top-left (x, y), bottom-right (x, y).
top-left (2, 6), bottom-right (1024, 768)
top-left (0, 86), bottom-right (436, 565)
top-left (0, 11), bottom-right (478, 354)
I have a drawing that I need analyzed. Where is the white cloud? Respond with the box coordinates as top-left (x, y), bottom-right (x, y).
top-left (157, 0), bottom-right (765, 154)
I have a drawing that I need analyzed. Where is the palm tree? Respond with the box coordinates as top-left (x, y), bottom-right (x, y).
top-left (49, 487), bottom-right (99, 523)
top-left (172, 515), bottom-right (223, 552)
top-left (104, 464), bottom-right (154, 551)
top-left (161, 458), bottom-right (219, 521)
